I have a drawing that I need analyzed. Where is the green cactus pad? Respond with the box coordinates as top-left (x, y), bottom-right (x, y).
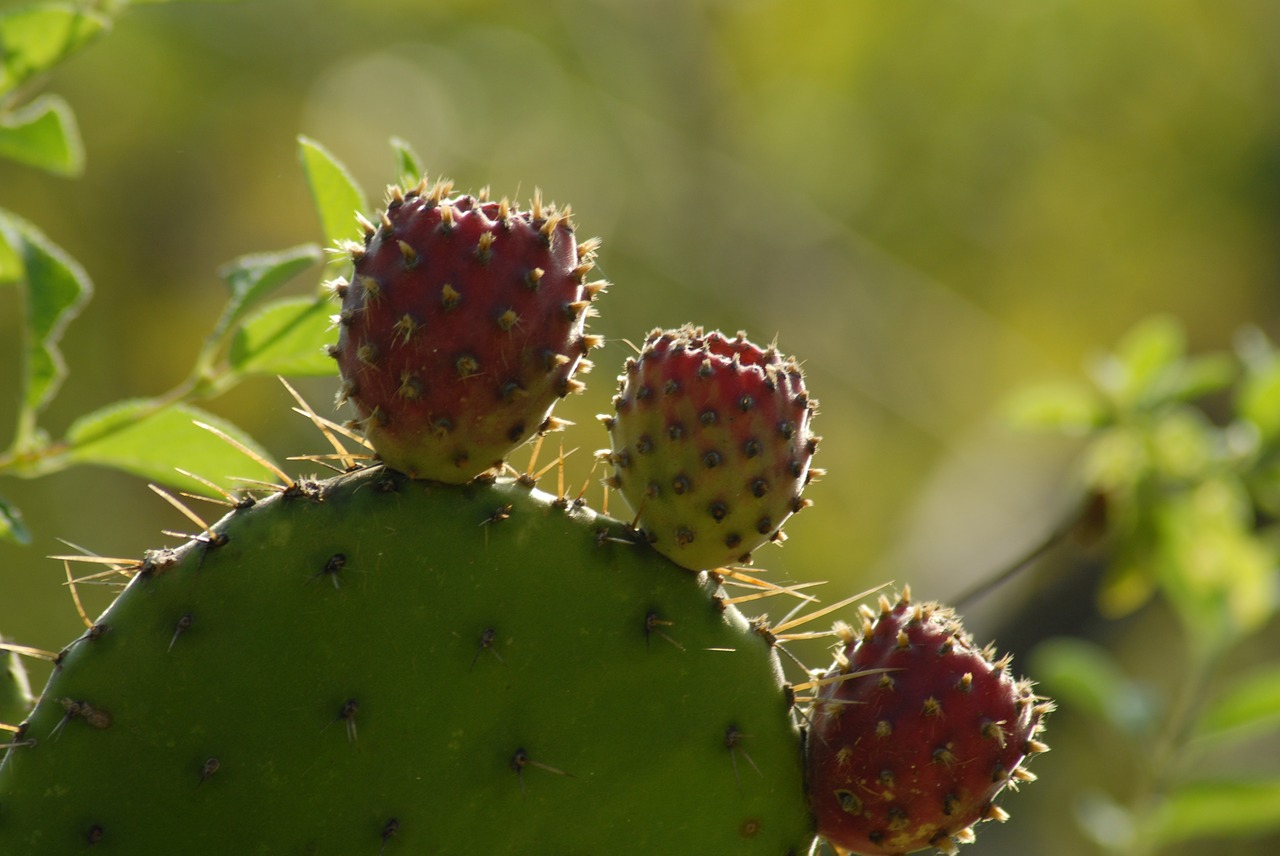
top-left (0, 466), bottom-right (812, 854)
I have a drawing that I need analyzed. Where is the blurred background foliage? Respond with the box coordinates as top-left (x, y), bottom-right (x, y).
top-left (2, 0), bottom-right (1280, 853)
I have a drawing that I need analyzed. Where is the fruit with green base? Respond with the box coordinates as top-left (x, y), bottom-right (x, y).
top-left (332, 179), bottom-right (605, 483)
top-left (602, 325), bottom-right (820, 571)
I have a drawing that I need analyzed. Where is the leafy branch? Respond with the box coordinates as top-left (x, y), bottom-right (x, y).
top-left (1012, 317), bottom-right (1280, 852)
top-left (0, 3), bottom-right (387, 543)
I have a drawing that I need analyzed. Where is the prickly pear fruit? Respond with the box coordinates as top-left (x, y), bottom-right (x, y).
top-left (0, 466), bottom-right (812, 854)
top-left (806, 591), bottom-right (1051, 855)
top-left (602, 325), bottom-right (819, 570)
top-left (332, 179), bottom-right (605, 482)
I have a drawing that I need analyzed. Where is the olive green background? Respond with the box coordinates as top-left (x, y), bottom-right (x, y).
top-left (3, 2), bottom-right (1279, 853)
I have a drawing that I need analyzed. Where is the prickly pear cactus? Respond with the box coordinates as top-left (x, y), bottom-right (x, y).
top-left (1, 170), bottom-right (1050, 856)
top-left (0, 467), bottom-right (812, 853)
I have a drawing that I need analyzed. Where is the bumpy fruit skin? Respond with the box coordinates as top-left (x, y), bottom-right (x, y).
top-left (333, 181), bottom-right (603, 482)
top-left (602, 326), bottom-right (819, 570)
top-left (806, 593), bottom-right (1051, 855)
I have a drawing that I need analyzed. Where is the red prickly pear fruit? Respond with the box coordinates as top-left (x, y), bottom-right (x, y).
top-left (601, 325), bottom-right (820, 570)
top-left (331, 180), bottom-right (606, 483)
top-left (806, 591), bottom-right (1052, 856)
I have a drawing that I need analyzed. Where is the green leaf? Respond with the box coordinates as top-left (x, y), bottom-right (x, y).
top-left (1149, 408), bottom-right (1215, 481)
top-left (1196, 665), bottom-right (1280, 743)
top-left (63, 401), bottom-right (281, 495)
top-left (1005, 380), bottom-right (1105, 435)
top-left (390, 136), bottom-right (423, 186)
top-left (212, 243), bottom-right (322, 341)
top-left (1154, 477), bottom-right (1277, 650)
top-left (297, 136), bottom-right (367, 255)
top-left (1096, 551), bottom-right (1159, 619)
top-left (229, 296), bottom-right (337, 377)
top-left (1031, 636), bottom-right (1158, 735)
top-left (0, 93), bottom-right (83, 176)
top-left (1091, 315), bottom-right (1186, 409)
top-left (1150, 778), bottom-right (1280, 846)
top-left (1238, 358), bottom-right (1280, 443)
top-left (0, 494), bottom-right (31, 545)
top-left (0, 209), bottom-right (93, 424)
top-left (1235, 325), bottom-right (1276, 373)
top-left (1163, 352), bottom-right (1237, 404)
top-left (1, 642), bottom-right (34, 725)
top-left (1083, 424), bottom-right (1148, 494)
top-left (0, 4), bottom-right (110, 98)
top-left (0, 223), bottom-right (20, 283)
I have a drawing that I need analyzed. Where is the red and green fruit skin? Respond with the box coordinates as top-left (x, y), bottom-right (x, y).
top-left (603, 326), bottom-right (818, 571)
top-left (806, 594), bottom-right (1050, 855)
top-left (334, 183), bottom-right (602, 483)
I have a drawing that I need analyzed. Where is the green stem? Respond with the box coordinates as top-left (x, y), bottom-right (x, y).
top-left (0, 365), bottom-right (232, 480)
top-left (951, 491), bottom-right (1095, 610)
top-left (1123, 644), bottom-right (1220, 856)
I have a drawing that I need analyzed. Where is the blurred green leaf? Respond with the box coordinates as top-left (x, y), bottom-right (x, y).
top-left (1149, 408), bottom-right (1216, 482)
top-left (1, 644), bottom-right (33, 725)
top-left (1083, 425), bottom-right (1148, 494)
top-left (1154, 477), bottom-right (1277, 650)
top-left (1031, 637), bottom-right (1158, 735)
top-left (229, 296), bottom-right (336, 377)
top-left (0, 93), bottom-right (82, 175)
top-left (1097, 549), bottom-right (1159, 620)
top-left (1235, 326), bottom-right (1276, 372)
top-left (1238, 359), bottom-right (1280, 444)
top-left (0, 4), bottom-right (109, 98)
top-left (0, 209), bottom-right (93, 426)
top-left (1005, 380), bottom-right (1105, 435)
top-left (1164, 352), bottom-right (1237, 404)
top-left (1150, 778), bottom-right (1280, 846)
top-left (390, 136), bottom-right (423, 186)
top-left (1196, 665), bottom-right (1280, 743)
top-left (297, 135), bottom-right (367, 255)
top-left (214, 243), bottom-right (321, 333)
top-left (1245, 459), bottom-right (1280, 521)
top-left (63, 400), bottom-right (280, 495)
top-left (0, 494), bottom-right (31, 545)
top-left (0, 222), bottom-right (19, 283)
top-left (1092, 315), bottom-right (1186, 409)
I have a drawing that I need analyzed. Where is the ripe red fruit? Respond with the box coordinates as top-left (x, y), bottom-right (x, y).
top-left (331, 180), bottom-right (605, 482)
top-left (601, 325), bottom-right (820, 570)
top-left (806, 591), bottom-right (1051, 855)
